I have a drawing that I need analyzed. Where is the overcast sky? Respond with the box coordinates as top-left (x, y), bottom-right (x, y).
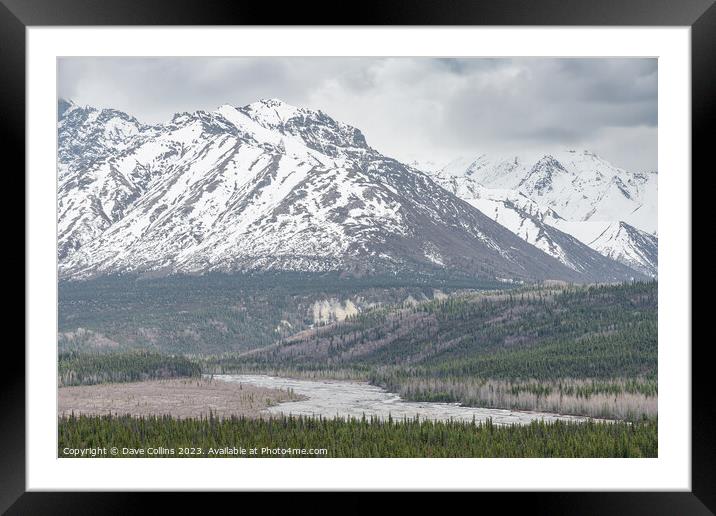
top-left (58, 57), bottom-right (657, 171)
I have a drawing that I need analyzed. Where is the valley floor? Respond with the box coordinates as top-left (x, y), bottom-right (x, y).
top-left (56, 280), bottom-right (658, 458)
top-left (58, 378), bottom-right (304, 420)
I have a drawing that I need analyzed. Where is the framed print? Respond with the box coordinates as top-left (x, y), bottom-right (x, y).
top-left (6, 0), bottom-right (712, 511)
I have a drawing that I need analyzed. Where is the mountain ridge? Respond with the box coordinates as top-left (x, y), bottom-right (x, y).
top-left (421, 150), bottom-right (657, 277)
top-left (57, 98), bottom-right (646, 283)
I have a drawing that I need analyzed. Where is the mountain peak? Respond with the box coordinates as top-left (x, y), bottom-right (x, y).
top-left (257, 98), bottom-right (292, 108)
top-left (535, 154), bottom-right (564, 166)
top-left (58, 98), bottom-right (77, 120)
top-left (517, 155), bottom-right (569, 195)
top-left (240, 98), bottom-right (303, 126)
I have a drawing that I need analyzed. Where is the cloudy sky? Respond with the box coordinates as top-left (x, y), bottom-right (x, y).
top-left (58, 57), bottom-right (657, 171)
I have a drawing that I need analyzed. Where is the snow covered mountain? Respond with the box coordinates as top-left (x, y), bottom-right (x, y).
top-left (435, 150), bottom-right (657, 236)
top-left (57, 98), bottom-right (644, 282)
top-left (425, 151), bottom-right (657, 277)
top-left (551, 220), bottom-right (657, 278)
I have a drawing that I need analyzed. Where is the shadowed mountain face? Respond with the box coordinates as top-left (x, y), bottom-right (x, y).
top-left (57, 98), bottom-right (643, 282)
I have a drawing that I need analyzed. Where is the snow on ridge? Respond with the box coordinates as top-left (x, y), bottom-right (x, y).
top-left (241, 98), bottom-right (303, 127)
top-left (423, 150), bottom-right (657, 278)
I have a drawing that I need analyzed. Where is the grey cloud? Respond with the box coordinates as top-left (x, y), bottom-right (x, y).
top-left (58, 57), bottom-right (657, 171)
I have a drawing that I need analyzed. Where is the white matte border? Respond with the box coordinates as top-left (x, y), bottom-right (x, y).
top-left (27, 27), bottom-right (691, 491)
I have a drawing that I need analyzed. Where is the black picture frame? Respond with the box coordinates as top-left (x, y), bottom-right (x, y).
top-left (5, 0), bottom-right (711, 512)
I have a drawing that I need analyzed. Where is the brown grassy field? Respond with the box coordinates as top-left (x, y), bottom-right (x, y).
top-left (58, 378), bottom-right (305, 419)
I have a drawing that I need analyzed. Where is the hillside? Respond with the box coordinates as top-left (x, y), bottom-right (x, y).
top-left (211, 281), bottom-right (657, 418)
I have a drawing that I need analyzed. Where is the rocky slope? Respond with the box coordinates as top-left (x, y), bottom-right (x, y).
top-left (58, 99), bottom-right (644, 282)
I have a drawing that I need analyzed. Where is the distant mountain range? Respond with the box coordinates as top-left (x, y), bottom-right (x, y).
top-left (414, 150), bottom-right (657, 277)
top-left (57, 98), bottom-right (653, 282)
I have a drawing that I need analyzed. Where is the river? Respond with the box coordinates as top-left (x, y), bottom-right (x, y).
top-left (212, 374), bottom-right (601, 425)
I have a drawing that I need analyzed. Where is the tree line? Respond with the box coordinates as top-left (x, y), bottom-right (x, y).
top-left (59, 350), bottom-right (201, 386)
top-left (59, 413), bottom-right (657, 458)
